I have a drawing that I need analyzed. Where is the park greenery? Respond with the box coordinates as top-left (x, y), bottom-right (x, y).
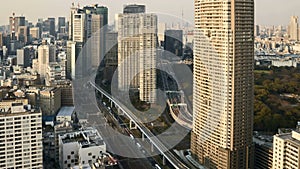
top-left (254, 66), bottom-right (300, 132)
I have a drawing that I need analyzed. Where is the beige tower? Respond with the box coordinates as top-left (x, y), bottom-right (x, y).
top-left (191, 0), bottom-right (254, 168)
top-left (117, 5), bottom-right (157, 103)
top-left (38, 44), bottom-right (56, 82)
top-left (288, 16), bottom-right (299, 41)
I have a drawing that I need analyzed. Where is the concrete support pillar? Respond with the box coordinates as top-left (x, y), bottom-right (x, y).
top-left (129, 120), bottom-right (137, 130)
top-left (162, 156), bottom-right (166, 165)
top-left (142, 133), bottom-right (145, 141)
top-left (110, 101), bottom-right (113, 108)
top-left (151, 143), bottom-right (154, 152)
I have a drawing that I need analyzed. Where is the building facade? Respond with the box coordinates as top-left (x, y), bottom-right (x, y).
top-left (0, 105), bottom-right (43, 169)
top-left (191, 0), bottom-right (254, 168)
top-left (39, 87), bottom-right (61, 116)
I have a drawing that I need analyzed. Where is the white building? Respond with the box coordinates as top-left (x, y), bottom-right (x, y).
top-left (45, 61), bottom-right (66, 86)
top-left (59, 128), bottom-right (106, 169)
top-left (38, 44), bottom-right (56, 82)
top-left (66, 41), bottom-right (77, 79)
top-left (272, 59), bottom-right (298, 67)
top-left (117, 4), bottom-right (157, 103)
top-left (0, 104), bottom-right (43, 169)
top-left (273, 130), bottom-right (300, 169)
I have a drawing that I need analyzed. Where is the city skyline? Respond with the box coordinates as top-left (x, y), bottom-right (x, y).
top-left (0, 0), bottom-right (300, 26)
top-left (0, 1), bottom-right (300, 169)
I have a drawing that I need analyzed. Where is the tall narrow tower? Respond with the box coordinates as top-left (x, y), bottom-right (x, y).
top-left (288, 16), bottom-right (299, 41)
top-left (117, 5), bottom-right (157, 103)
top-left (191, 0), bottom-right (254, 168)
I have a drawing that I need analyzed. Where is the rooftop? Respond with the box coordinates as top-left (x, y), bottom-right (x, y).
top-left (60, 128), bottom-right (105, 147)
top-left (276, 130), bottom-right (300, 146)
top-left (57, 106), bottom-right (75, 117)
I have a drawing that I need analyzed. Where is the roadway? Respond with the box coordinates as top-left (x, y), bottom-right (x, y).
top-left (89, 81), bottom-right (190, 169)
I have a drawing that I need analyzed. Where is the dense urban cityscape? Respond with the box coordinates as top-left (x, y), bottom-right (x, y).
top-left (0, 0), bottom-right (299, 169)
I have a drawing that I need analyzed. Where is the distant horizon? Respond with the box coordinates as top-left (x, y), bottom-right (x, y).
top-left (0, 0), bottom-right (300, 26)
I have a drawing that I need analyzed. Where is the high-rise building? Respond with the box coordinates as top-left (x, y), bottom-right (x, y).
top-left (0, 32), bottom-right (3, 48)
top-left (16, 48), bottom-right (31, 67)
top-left (123, 4), bottom-right (145, 14)
top-left (72, 13), bottom-right (86, 43)
top-left (68, 4), bottom-right (108, 77)
top-left (117, 4), bottom-right (157, 103)
top-left (0, 103), bottom-right (43, 169)
top-left (253, 135), bottom-right (273, 169)
top-left (45, 61), bottom-right (66, 86)
top-left (38, 43), bottom-right (56, 81)
top-left (9, 13), bottom-right (25, 40)
top-left (58, 17), bottom-right (66, 33)
top-left (288, 16), bottom-right (299, 41)
top-left (273, 130), bottom-right (300, 169)
top-left (158, 22), bottom-right (166, 46)
top-left (164, 30), bottom-right (183, 57)
top-left (104, 31), bottom-right (118, 80)
top-left (191, 0), bottom-right (254, 168)
top-left (39, 87), bottom-right (61, 116)
top-left (29, 27), bottom-right (40, 40)
top-left (48, 18), bottom-right (56, 37)
top-left (90, 13), bottom-right (104, 68)
top-left (18, 26), bottom-right (28, 44)
top-left (255, 25), bottom-right (260, 37)
top-left (66, 41), bottom-right (76, 79)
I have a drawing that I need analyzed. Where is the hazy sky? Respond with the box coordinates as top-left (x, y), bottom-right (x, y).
top-left (0, 0), bottom-right (300, 26)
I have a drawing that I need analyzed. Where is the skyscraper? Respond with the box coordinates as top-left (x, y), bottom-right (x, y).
top-left (288, 16), bottom-right (299, 41)
top-left (29, 27), bottom-right (40, 40)
top-left (0, 32), bottom-right (3, 48)
top-left (191, 0), bottom-right (254, 168)
top-left (164, 30), bottom-right (183, 57)
top-left (9, 13), bottom-right (25, 41)
top-left (48, 18), bottom-right (56, 37)
top-left (68, 4), bottom-right (108, 78)
top-left (58, 17), bottom-right (66, 33)
top-left (117, 4), bottom-right (157, 103)
top-left (38, 43), bottom-right (56, 82)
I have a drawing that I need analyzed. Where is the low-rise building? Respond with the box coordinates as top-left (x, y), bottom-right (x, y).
top-left (273, 130), bottom-right (300, 169)
top-left (59, 128), bottom-right (106, 169)
top-left (39, 87), bottom-right (61, 116)
top-left (253, 134), bottom-right (273, 169)
top-left (45, 61), bottom-right (66, 86)
top-left (56, 106), bottom-right (75, 123)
